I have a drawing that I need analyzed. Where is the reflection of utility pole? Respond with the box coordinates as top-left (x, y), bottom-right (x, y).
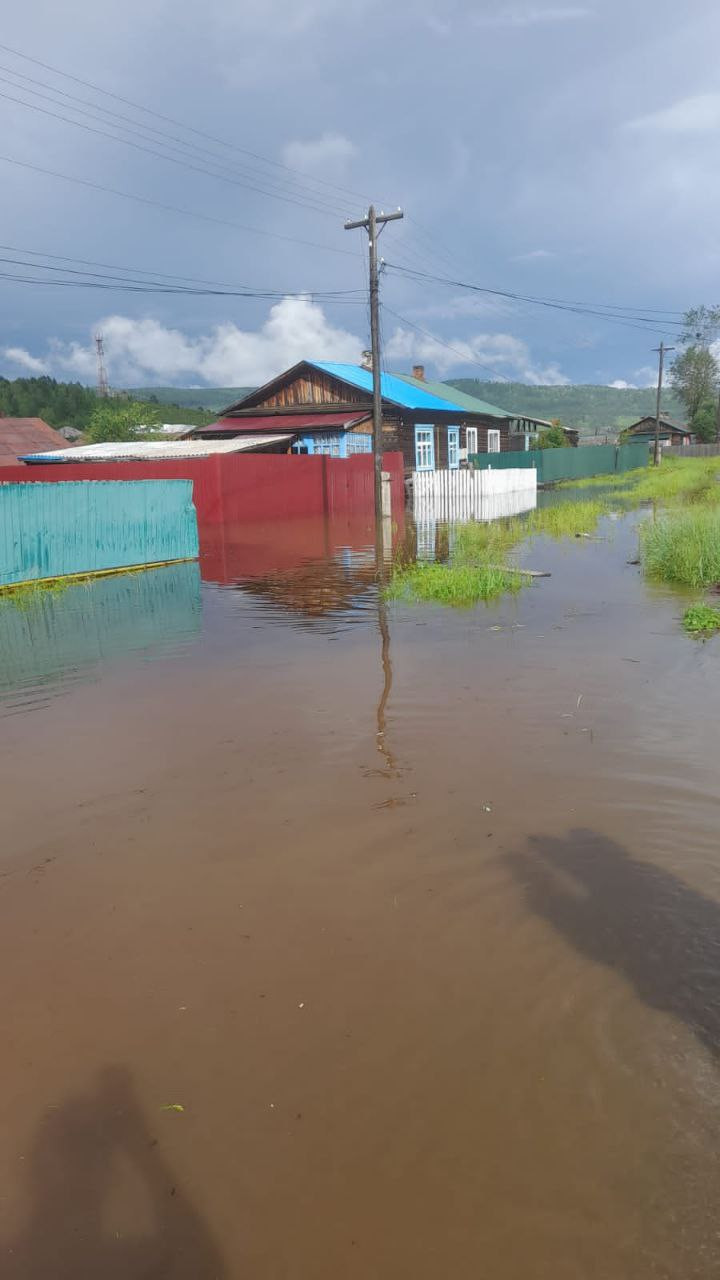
top-left (652, 340), bottom-right (674, 466)
top-left (376, 593), bottom-right (396, 774)
top-left (344, 206), bottom-right (403, 529)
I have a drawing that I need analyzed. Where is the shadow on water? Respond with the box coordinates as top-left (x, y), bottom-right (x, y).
top-left (507, 830), bottom-right (720, 1062)
top-left (4, 1067), bottom-right (224, 1280)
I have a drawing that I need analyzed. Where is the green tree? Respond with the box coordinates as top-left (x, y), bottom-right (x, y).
top-left (85, 401), bottom-right (162, 443)
top-left (536, 423), bottom-right (571, 449)
top-left (690, 398), bottom-right (719, 443)
top-left (670, 344), bottom-right (719, 420)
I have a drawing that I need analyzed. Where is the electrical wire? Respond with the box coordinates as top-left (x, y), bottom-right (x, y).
top-left (386, 262), bottom-right (688, 334)
top-left (381, 304), bottom-right (513, 382)
top-left (0, 154), bottom-right (361, 260)
top-left (0, 245), bottom-right (364, 299)
top-left (0, 40), bottom-right (393, 211)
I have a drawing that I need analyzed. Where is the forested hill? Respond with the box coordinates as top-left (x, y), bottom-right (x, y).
top-left (130, 386), bottom-right (252, 412)
top-left (0, 375), bottom-right (688, 434)
top-left (446, 381), bottom-right (686, 433)
top-left (0, 377), bottom-right (214, 430)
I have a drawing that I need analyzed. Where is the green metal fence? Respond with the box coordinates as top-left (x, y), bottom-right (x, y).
top-left (0, 479), bottom-right (199, 587)
top-left (469, 441), bottom-right (647, 483)
top-left (0, 561), bottom-right (201, 697)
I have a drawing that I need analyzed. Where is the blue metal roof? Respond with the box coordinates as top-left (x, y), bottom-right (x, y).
top-left (311, 361), bottom-right (464, 413)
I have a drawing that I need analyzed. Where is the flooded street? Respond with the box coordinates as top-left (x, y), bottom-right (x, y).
top-left (2, 503), bottom-right (720, 1278)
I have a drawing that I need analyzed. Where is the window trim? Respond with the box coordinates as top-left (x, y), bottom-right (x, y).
top-left (414, 425), bottom-right (435, 472)
top-left (487, 429), bottom-right (501, 454)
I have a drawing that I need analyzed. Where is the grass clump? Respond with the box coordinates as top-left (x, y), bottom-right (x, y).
top-left (640, 507), bottom-right (720, 588)
top-left (386, 561), bottom-right (523, 608)
top-left (527, 498), bottom-right (609, 540)
top-left (683, 602), bottom-right (720, 637)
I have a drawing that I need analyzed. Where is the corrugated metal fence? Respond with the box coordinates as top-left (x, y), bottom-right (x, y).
top-left (469, 441), bottom-right (648, 483)
top-left (0, 479), bottom-right (199, 587)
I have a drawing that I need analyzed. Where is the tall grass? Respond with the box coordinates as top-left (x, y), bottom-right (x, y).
top-left (385, 561), bottom-right (523, 607)
top-left (640, 507), bottom-right (720, 588)
top-left (387, 495), bottom-right (614, 608)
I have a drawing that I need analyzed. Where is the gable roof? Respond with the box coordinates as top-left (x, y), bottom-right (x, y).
top-left (627, 416), bottom-right (692, 434)
top-left (393, 374), bottom-right (511, 418)
top-left (309, 361), bottom-right (465, 412)
top-left (0, 417), bottom-right (67, 466)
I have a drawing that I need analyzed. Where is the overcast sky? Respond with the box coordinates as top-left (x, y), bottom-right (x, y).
top-left (2, 0), bottom-right (719, 390)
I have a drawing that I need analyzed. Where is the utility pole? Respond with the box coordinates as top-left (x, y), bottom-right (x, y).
top-left (344, 206), bottom-right (403, 528)
top-left (652, 340), bottom-right (674, 466)
top-left (95, 332), bottom-right (109, 398)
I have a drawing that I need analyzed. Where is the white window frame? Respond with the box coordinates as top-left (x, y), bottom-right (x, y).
top-left (487, 429), bottom-right (501, 454)
top-left (466, 426), bottom-right (478, 456)
top-left (414, 425), bottom-right (435, 471)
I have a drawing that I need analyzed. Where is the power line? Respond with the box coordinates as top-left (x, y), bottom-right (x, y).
top-left (0, 153), bottom-right (361, 261)
top-left (0, 40), bottom-right (391, 210)
top-left (0, 63), bottom-right (353, 213)
top-left (381, 303), bottom-right (513, 382)
top-left (0, 88), bottom-right (352, 220)
top-left (386, 262), bottom-right (687, 334)
top-left (0, 68), bottom-right (354, 220)
top-left (0, 245), bottom-right (364, 298)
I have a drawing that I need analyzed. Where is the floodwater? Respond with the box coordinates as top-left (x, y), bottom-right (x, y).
top-left (2, 495), bottom-right (720, 1279)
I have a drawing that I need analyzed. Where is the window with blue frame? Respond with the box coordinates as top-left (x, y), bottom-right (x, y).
top-left (291, 431), bottom-right (372, 458)
top-left (447, 426), bottom-right (459, 469)
top-left (414, 425), bottom-right (435, 471)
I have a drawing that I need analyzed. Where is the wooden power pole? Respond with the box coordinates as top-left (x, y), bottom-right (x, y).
top-left (652, 340), bottom-right (674, 466)
top-left (344, 206), bottom-right (404, 523)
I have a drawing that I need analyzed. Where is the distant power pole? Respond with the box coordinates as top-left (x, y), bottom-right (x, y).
top-left (344, 206), bottom-right (404, 523)
top-left (95, 332), bottom-right (109, 398)
top-left (652, 340), bottom-right (674, 466)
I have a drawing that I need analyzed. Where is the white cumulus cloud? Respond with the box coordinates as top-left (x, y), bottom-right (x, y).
top-left (626, 93), bottom-right (720, 135)
top-left (2, 346), bottom-right (50, 375)
top-left (608, 379), bottom-right (636, 389)
top-left (282, 132), bottom-right (356, 174)
top-left (10, 298), bottom-right (363, 387)
top-left (385, 324), bottom-right (570, 384)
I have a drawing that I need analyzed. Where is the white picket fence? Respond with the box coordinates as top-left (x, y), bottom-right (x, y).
top-left (412, 467), bottom-right (537, 523)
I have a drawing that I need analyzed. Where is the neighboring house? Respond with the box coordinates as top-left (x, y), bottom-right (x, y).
top-left (0, 417), bottom-right (68, 466)
top-left (624, 416), bottom-right (693, 446)
top-left (191, 360), bottom-right (551, 472)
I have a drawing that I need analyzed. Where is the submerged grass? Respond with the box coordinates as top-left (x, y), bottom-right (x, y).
top-left (683, 602), bottom-right (720, 637)
top-left (563, 456), bottom-right (720, 505)
top-left (386, 561), bottom-right (523, 607)
top-left (640, 507), bottom-right (720, 588)
top-left (388, 495), bottom-right (614, 608)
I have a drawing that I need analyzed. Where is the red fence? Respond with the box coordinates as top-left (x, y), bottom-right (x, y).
top-left (0, 452), bottom-right (404, 525)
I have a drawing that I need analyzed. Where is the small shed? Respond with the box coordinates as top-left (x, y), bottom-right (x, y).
top-left (0, 417), bottom-right (68, 466)
top-left (624, 416), bottom-right (693, 446)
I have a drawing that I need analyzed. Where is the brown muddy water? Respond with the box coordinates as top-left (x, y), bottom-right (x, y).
top-left (2, 502), bottom-right (720, 1279)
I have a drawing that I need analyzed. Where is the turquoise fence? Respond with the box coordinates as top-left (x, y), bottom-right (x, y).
top-left (0, 561), bottom-right (201, 702)
top-left (469, 441), bottom-right (648, 483)
top-left (0, 480), bottom-right (199, 587)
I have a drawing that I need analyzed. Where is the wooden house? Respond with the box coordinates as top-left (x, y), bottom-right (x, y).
top-left (624, 416), bottom-right (693, 447)
top-left (191, 361), bottom-right (552, 473)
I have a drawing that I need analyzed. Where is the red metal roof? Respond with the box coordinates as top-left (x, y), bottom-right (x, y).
top-left (195, 412), bottom-right (369, 435)
top-left (0, 418), bottom-right (68, 466)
